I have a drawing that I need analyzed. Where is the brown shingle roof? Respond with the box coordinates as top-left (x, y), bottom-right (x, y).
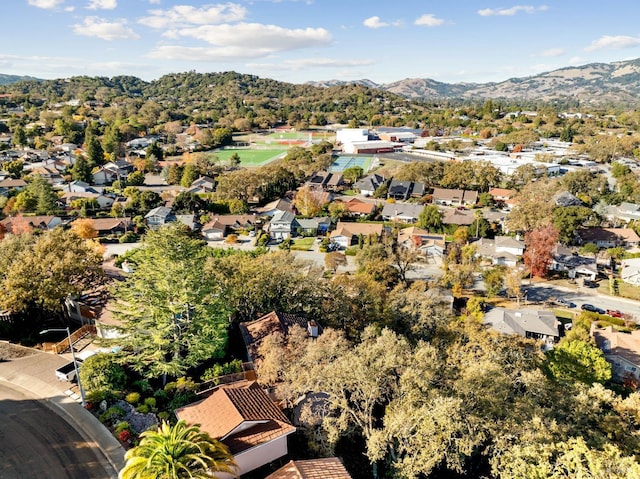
top-left (266, 458), bottom-right (352, 479)
top-left (330, 221), bottom-right (383, 239)
top-left (175, 381), bottom-right (295, 455)
top-left (239, 311), bottom-right (310, 365)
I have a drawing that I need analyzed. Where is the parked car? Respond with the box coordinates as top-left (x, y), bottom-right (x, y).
top-left (606, 309), bottom-right (623, 318)
top-left (583, 280), bottom-right (598, 288)
top-left (581, 303), bottom-right (605, 314)
top-left (557, 298), bottom-right (576, 308)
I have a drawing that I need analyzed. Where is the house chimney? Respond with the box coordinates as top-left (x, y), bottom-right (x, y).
top-left (307, 320), bottom-right (319, 338)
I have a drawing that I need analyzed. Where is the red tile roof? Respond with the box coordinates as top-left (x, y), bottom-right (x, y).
top-left (266, 458), bottom-right (352, 479)
top-left (175, 381), bottom-right (295, 455)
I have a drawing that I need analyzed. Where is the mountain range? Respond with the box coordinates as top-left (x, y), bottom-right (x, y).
top-left (4, 57), bottom-right (640, 105)
top-left (307, 57), bottom-right (640, 104)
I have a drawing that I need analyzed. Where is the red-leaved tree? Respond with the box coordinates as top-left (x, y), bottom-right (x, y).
top-left (523, 224), bottom-right (559, 278)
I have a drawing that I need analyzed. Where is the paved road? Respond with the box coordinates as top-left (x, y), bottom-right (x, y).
top-left (0, 381), bottom-right (111, 479)
top-left (522, 283), bottom-right (640, 320)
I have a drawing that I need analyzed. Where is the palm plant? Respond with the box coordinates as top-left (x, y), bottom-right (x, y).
top-left (119, 420), bottom-right (237, 479)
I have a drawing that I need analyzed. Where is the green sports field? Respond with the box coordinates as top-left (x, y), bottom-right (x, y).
top-left (214, 148), bottom-right (287, 167)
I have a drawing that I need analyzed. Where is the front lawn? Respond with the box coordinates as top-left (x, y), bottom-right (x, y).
top-left (290, 237), bottom-right (315, 251)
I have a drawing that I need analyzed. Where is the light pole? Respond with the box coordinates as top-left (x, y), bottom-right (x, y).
top-left (40, 327), bottom-right (86, 407)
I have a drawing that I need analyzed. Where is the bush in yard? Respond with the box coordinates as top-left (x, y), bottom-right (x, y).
top-left (136, 404), bottom-right (150, 414)
top-left (126, 392), bottom-right (141, 405)
top-left (100, 405), bottom-right (126, 424)
top-left (115, 421), bottom-right (132, 434)
top-left (118, 430), bottom-right (132, 443)
top-left (144, 397), bottom-right (157, 410)
top-left (80, 353), bottom-right (127, 395)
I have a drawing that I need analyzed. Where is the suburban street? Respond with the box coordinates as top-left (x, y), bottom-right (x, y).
top-left (0, 381), bottom-right (111, 479)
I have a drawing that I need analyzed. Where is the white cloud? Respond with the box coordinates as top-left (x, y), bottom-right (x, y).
top-left (363, 16), bottom-right (387, 29)
top-left (584, 35), bottom-right (640, 52)
top-left (73, 17), bottom-right (140, 40)
top-left (87, 0), bottom-right (117, 10)
top-left (27, 0), bottom-right (65, 9)
top-left (139, 3), bottom-right (247, 29)
top-left (539, 47), bottom-right (565, 57)
top-left (148, 0), bottom-right (161, 3)
top-left (164, 23), bottom-right (332, 51)
top-left (414, 14), bottom-right (445, 27)
top-left (478, 5), bottom-right (548, 16)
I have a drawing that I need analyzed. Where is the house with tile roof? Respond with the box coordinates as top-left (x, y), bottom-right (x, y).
top-left (397, 226), bottom-right (445, 258)
top-left (175, 380), bottom-right (296, 477)
top-left (339, 197), bottom-right (377, 218)
top-left (0, 214), bottom-right (62, 234)
top-left (265, 458), bottom-right (352, 479)
top-left (591, 324), bottom-right (640, 382)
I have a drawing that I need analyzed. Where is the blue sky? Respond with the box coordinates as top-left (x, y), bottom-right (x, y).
top-left (4, 0), bottom-right (640, 85)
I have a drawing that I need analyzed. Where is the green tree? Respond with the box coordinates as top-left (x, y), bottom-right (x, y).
top-left (119, 420), bottom-right (236, 479)
top-left (180, 164), bottom-right (199, 188)
top-left (483, 265), bottom-right (506, 297)
top-left (12, 125), bottom-right (27, 147)
top-left (546, 340), bottom-right (612, 385)
top-left (85, 128), bottom-right (105, 166)
top-left (146, 141), bottom-right (164, 162)
top-left (0, 229), bottom-right (103, 315)
top-left (4, 159), bottom-right (23, 178)
top-left (72, 156), bottom-right (93, 183)
top-left (111, 225), bottom-right (229, 382)
top-left (126, 170), bottom-right (145, 186)
top-left (553, 206), bottom-right (598, 244)
top-left (417, 204), bottom-right (443, 232)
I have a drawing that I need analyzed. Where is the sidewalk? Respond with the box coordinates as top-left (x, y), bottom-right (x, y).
top-left (0, 346), bottom-right (125, 478)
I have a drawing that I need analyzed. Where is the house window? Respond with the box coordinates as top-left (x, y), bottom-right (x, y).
top-left (625, 365), bottom-right (637, 372)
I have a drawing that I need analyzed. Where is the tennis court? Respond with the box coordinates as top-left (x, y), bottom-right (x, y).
top-left (329, 155), bottom-right (373, 173)
top-left (214, 148), bottom-right (286, 167)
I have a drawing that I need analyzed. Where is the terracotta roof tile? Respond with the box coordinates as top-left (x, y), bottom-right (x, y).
top-left (175, 381), bottom-right (295, 455)
top-left (266, 458), bottom-right (352, 479)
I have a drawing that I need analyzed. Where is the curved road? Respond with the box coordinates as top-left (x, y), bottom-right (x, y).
top-left (0, 381), bottom-right (111, 479)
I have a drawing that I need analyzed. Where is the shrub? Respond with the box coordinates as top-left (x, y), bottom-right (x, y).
top-left (157, 411), bottom-right (170, 421)
top-left (132, 380), bottom-right (153, 394)
top-left (119, 231), bottom-right (138, 243)
top-left (144, 397), bottom-right (156, 409)
top-left (118, 430), bottom-right (132, 443)
top-left (115, 421), bottom-right (131, 434)
top-left (79, 353), bottom-right (127, 394)
top-left (126, 392), bottom-right (141, 405)
top-left (99, 405), bottom-right (126, 424)
top-left (201, 359), bottom-right (243, 382)
top-left (136, 404), bottom-right (150, 414)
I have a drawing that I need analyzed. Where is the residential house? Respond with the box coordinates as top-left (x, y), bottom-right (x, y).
top-left (621, 258), bottom-right (640, 286)
top-left (67, 180), bottom-right (98, 193)
top-left (330, 221), bottom-right (384, 249)
top-left (268, 210), bottom-right (298, 240)
top-left (340, 197), bottom-right (377, 218)
top-left (380, 202), bottom-right (425, 223)
top-left (488, 187), bottom-right (517, 210)
top-left (397, 226), bottom-right (445, 258)
top-left (175, 381), bottom-right (296, 477)
top-left (184, 176), bottom-right (216, 195)
top-left (239, 311), bottom-right (320, 368)
top-left (144, 206), bottom-right (175, 229)
top-left (0, 215), bottom-right (62, 234)
top-left (551, 245), bottom-right (597, 280)
top-left (432, 187), bottom-right (479, 207)
top-left (26, 165), bottom-right (63, 184)
top-left (265, 458), bottom-right (352, 479)
top-left (554, 191), bottom-right (582, 207)
top-left (201, 214), bottom-right (259, 240)
top-left (483, 307), bottom-right (560, 350)
top-left (306, 170), bottom-right (344, 192)
top-left (93, 161), bottom-right (132, 185)
top-left (591, 324), bottom-right (640, 382)
top-left (253, 198), bottom-right (294, 217)
top-left (175, 214), bottom-right (200, 231)
top-left (609, 202), bottom-right (640, 224)
top-left (387, 180), bottom-right (425, 200)
top-left (296, 217), bottom-right (331, 237)
top-left (0, 178), bottom-right (27, 191)
top-left (442, 207), bottom-right (475, 226)
top-left (85, 217), bottom-right (131, 237)
top-left (576, 228), bottom-right (640, 248)
top-left (473, 236), bottom-right (524, 267)
top-left (59, 191), bottom-right (115, 210)
top-left (353, 173), bottom-right (385, 196)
